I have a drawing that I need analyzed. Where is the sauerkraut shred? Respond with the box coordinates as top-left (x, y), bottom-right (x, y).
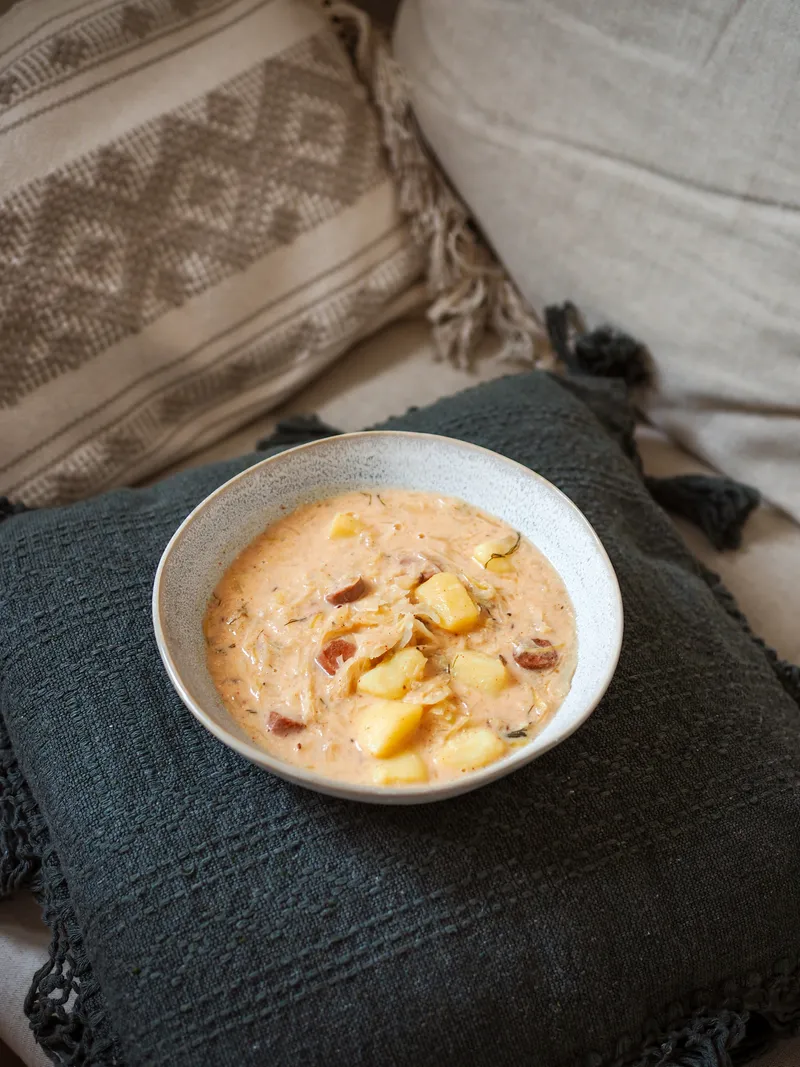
top-left (223, 547), bottom-right (501, 726)
top-left (204, 489), bottom-right (577, 785)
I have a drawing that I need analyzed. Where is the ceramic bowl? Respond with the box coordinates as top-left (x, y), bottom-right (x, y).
top-left (152, 431), bottom-right (622, 804)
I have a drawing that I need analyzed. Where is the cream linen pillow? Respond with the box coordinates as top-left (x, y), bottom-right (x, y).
top-left (394, 0), bottom-right (800, 524)
top-left (0, 0), bottom-right (424, 506)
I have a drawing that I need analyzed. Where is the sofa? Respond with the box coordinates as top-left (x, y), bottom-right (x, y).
top-left (2, 0), bottom-right (799, 1062)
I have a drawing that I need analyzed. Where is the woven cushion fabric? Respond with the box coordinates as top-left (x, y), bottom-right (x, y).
top-left (1, 370), bottom-right (799, 1067)
top-left (0, 0), bottom-right (422, 508)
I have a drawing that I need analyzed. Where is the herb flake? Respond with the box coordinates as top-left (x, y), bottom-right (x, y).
top-left (487, 531), bottom-right (521, 566)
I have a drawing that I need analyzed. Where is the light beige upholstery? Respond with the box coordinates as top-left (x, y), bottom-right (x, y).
top-left (394, 0), bottom-right (800, 524)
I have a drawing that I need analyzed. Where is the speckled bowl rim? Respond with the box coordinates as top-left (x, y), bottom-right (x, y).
top-left (153, 431), bottom-right (623, 804)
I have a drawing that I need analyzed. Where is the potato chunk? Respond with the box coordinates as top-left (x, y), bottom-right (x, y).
top-left (357, 700), bottom-right (424, 758)
top-left (473, 537), bottom-right (517, 574)
top-left (416, 572), bottom-right (480, 634)
top-left (451, 651), bottom-right (508, 694)
top-left (437, 726), bottom-right (506, 772)
top-left (328, 512), bottom-right (364, 539)
top-left (357, 647), bottom-right (427, 700)
top-left (372, 751), bottom-right (428, 785)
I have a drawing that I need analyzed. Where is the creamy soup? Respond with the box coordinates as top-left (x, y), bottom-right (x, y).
top-left (204, 490), bottom-right (576, 786)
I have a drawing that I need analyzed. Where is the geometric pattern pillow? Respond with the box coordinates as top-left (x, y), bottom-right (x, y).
top-left (0, 0), bottom-right (423, 506)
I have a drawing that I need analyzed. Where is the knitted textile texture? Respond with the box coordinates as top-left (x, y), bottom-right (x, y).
top-left (1, 371), bottom-right (799, 1067)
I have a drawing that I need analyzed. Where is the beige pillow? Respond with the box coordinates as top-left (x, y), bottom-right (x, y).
top-left (0, 0), bottom-right (426, 506)
top-left (394, 0), bottom-right (800, 524)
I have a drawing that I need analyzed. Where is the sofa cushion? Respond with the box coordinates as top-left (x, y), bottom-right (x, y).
top-left (0, 0), bottom-right (422, 507)
top-left (1, 369), bottom-right (799, 1067)
top-left (394, 0), bottom-right (800, 522)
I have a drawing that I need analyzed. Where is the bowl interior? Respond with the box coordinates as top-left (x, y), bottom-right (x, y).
top-left (154, 432), bottom-right (622, 799)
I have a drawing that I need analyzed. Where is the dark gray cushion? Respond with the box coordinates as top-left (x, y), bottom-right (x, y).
top-left (1, 371), bottom-right (799, 1067)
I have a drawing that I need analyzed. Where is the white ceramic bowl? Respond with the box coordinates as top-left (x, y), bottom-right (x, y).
top-left (153, 431), bottom-right (622, 804)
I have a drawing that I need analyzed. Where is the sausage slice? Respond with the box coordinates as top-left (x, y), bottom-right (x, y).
top-left (325, 576), bottom-right (367, 606)
top-left (316, 637), bottom-right (357, 675)
top-left (268, 711), bottom-right (305, 736)
top-left (513, 638), bottom-right (559, 671)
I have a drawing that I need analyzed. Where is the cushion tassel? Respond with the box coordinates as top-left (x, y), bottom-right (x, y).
top-left (545, 301), bottom-right (653, 387)
top-left (256, 415), bottom-right (340, 449)
top-left (645, 474), bottom-right (761, 552)
top-left (616, 1009), bottom-right (749, 1067)
top-left (323, 1), bottom-right (547, 368)
top-left (545, 302), bottom-right (760, 551)
top-left (0, 497), bottom-right (31, 523)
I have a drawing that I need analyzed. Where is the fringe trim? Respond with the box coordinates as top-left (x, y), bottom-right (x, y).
top-left (0, 717), bottom-right (119, 1065)
top-left (25, 850), bottom-right (119, 1066)
top-left (575, 962), bottom-right (800, 1067)
top-left (0, 727), bottom-right (39, 897)
top-left (543, 302), bottom-right (764, 553)
top-left (323, 1), bottom-right (547, 368)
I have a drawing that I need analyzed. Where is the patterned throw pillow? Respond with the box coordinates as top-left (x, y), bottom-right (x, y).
top-left (0, 0), bottom-right (424, 506)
